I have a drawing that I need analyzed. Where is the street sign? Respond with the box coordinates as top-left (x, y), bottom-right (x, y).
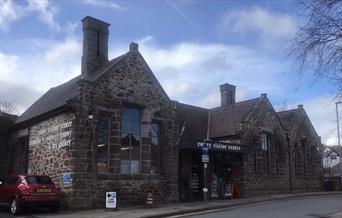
top-left (106, 192), bottom-right (117, 209)
top-left (202, 154), bottom-right (209, 163)
top-left (202, 143), bottom-right (209, 155)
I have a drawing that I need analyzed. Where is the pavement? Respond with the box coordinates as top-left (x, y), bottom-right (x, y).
top-left (2, 191), bottom-right (342, 218)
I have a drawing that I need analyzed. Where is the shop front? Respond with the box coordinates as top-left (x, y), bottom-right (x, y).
top-left (179, 141), bottom-right (252, 201)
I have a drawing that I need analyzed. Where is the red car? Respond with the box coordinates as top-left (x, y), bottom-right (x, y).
top-left (0, 175), bottom-right (62, 215)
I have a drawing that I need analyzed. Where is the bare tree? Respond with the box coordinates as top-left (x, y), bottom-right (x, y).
top-left (275, 99), bottom-right (289, 112)
top-left (291, 0), bottom-right (342, 94)
top-left (0, 97), bottom-right (17, 115)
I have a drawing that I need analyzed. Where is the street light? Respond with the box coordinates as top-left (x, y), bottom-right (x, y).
top-left (335, 102), bottom-right (342, 181)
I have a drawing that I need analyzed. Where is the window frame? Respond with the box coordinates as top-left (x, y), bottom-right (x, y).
top-left (96, 114), bottom-right (111, 174)
top-left (120, 106), bottom-right (142, 175)
top-left (151, 122), bottom-right (161, 174)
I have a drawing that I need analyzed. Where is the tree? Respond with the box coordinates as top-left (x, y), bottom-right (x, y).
top-left (0, 97), bottom-right (17, 115)
top-left (291, 0), bottom-right (342, 94)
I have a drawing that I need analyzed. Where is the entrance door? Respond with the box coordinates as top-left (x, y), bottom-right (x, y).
top-left (209, 153), bottom-right (235, 199)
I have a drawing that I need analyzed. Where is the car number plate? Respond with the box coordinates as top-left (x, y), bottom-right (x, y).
top-left (37, 188), bottom-right (51, 193)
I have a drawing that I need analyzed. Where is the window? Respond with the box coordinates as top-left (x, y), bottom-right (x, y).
top-left (151, 123), bottom-right (160, 174)
top-left (261, 133), bottom-right (269, 151)
top-left (25, 176), bottom-right (53, 185)
top-left (121, 107), bottom-right (140, 175)
top-left (261, 132), bottom-right (270, 174)
top-left (301, 139), bottom-right (307, 176)
top-left (97, 115), bottom-right (110, 173)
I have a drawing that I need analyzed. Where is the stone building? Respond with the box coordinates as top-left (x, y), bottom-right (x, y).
top-left (177, 84), bottom-right (323, 201)
top-left (8, 16), bottom-right (323, 208)
top-left (11, 16), bottom-right (178, 208)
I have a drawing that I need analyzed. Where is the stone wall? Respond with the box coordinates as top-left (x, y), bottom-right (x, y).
top-left (239, 98), bottom-right (323, 196)
top-left (288, 107), bottom-right (323, 192)
top-left (7, 112), bottom-right (76, 200)
top-left (240, 97), bottom-right (290, 196)
top-left (67, 48), bottom-right (178, 208)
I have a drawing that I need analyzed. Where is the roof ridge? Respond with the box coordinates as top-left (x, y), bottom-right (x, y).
top-left (210, 97), bottom-right (260, 111)
top-left (175, 101), bottom-right (209, 111)
top-left (277, 108), bottom-right (298, 114)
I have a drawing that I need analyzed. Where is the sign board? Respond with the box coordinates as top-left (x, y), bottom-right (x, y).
top-left (106, 192), bottom-right (117, 209)
top-left (202, 143), bottom-right (209, 155)
top-left (146, 191), bottom-right (155, 207)
top-left (224, 184), bottom-right (233, 198)
top-left (202, 155), bottom-right (209, 163)
top-left (197, 141), bottom-right (253, 153)
top-left (63, 173), bottom-right (72, 185)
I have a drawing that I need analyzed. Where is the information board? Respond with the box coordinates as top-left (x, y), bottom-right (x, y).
top-left (106, 192), bottom-right (117, 209)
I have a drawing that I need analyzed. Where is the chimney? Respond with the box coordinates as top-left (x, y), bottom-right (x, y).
top-left (81, 16), bottom-right (110, 75)
top-left (220, 83), bottom-right (236, 107)
top-left (260, 93), bottom-right (267, 99)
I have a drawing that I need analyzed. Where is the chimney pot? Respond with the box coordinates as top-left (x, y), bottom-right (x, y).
top-left (260, 93), bottom-right (267, 99)
top-left (220, 83), bottom-right (236, 106)
top-left (129, 42), bottom-right (139, 52)
top-left (298, 104), bottom-right (303, 108)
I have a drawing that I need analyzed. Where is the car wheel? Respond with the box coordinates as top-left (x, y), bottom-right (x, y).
top-left (10, 198), bottom-right (21, 215)
top-left (49, 205), bottom-right (60, 212)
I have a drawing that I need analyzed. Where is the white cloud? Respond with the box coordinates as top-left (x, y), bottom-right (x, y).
top-left (82, 0), bottom-right (125, 11)
top-left (0, 36), bottom-right (81, 112)
top-left (133, 42), bottom-right (287, 106)
top-left (0, 0), bottom-right (60, 32)
top-left (296, 96), bottom-right (337, 146)
top-left (0, 0), bottom-right (24, 31)
top-left (27, 0), bottom-right (60, 32)
top-left (219, 6), bottom-right (297, 48)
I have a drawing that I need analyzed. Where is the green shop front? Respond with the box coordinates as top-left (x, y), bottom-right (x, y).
top-left (179, 141), bottom-right (252, 201)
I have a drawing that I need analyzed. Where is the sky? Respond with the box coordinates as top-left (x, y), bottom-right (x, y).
top-left (0, 0), bottom-right (339, 145)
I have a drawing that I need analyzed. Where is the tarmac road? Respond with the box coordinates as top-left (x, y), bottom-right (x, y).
top-left (183, 194), bottom-right (342, 218)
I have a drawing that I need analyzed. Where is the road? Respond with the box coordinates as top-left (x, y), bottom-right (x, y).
top-left (184, 195), bottom-right (342, 218)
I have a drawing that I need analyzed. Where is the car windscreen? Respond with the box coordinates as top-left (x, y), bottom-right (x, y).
top-left (25, 176), bottom-right (53, 185)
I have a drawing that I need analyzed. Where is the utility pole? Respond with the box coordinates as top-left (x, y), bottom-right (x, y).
top-left (336, 102), bottom-right (342, 184)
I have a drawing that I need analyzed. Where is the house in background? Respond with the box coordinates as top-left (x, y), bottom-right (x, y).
top-left (323, 146), bottom-right (341, 177)
top-left (6, 16), bottom-right (324, 208)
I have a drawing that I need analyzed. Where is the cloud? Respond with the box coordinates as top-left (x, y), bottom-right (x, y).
top-left (219, 6), bottom-right (297, 48)
top-left (27, 0), bottom-right (60, 32)
top-left (82, 0), bottom-right (125, 11)
top-left (133, 41), bottom-right (287, 106)
top-left (0, 36), bottom-right (81, 113)
top-left (299, 96), bottom-right (338, 146)
top-left (0, 0), bottom-right (24, 31)
top-left (166, 0), bottom-right (196, 26)
top-left (0, 0), bottom-right (60, 32)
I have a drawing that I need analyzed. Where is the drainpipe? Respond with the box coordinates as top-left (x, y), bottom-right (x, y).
top-left (287, 133), bottom-right (293, 193)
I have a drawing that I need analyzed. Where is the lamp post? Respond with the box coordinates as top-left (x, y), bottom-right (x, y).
top-left (335, 102), bottom-right (342, 182)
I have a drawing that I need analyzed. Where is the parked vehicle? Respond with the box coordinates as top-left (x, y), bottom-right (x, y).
top-left (0, 175), bottom-right (62, 215)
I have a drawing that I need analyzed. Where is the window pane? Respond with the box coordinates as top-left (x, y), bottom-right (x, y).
top-left (97, 115), bottom-right (110, 173)
top-left (121, 107), bottom-right (140, 174)
top-left (151, 123), bottom-right (159, 174)
top-left (98, 116), bottom-right (110, 146)
top-left (152, 123), bottom-right (159, 137)
top-left (122, 107), bottom-right (140, 135)
top-left (121, 133), bottom-right (130, 174)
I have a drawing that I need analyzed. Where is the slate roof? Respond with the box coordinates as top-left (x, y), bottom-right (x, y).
top-left (175, 102), bottom-right (209, 147)
top-left (209, 98), bottom-right (261, 138)
top-left (15, 76), bottom-right (81, 124)
top-left (15, 52), bottom-right (130, 125)
top-left (276, 109), bottom-right (298, 130)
